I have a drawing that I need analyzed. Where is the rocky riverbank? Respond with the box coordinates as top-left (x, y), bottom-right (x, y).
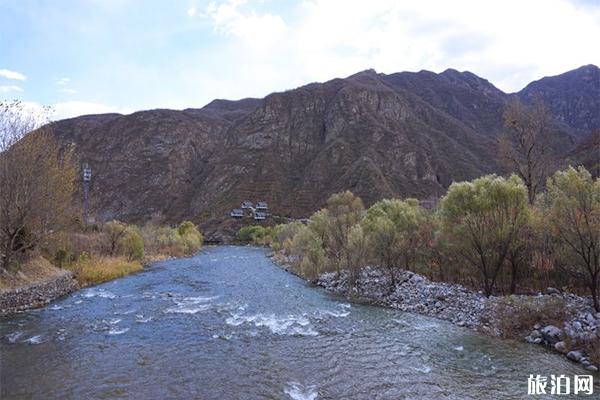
top-left (271, 252), bottom-right (600, 373)
top-left (0, 270), bottom-right (79, 316)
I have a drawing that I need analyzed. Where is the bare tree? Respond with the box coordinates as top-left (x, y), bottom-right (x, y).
top-left (0, 101), bottom-right (76, 270)
top-left (500, 98), bottom-right (553, 205)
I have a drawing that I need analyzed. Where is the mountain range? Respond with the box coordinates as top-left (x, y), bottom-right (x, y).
top-left (49, 64), bottom-right (600, 240)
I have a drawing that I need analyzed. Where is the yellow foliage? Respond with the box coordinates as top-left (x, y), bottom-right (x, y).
top-left (67, 254), bottom-right (142, 286)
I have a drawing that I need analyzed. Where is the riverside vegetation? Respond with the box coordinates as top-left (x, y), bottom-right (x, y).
top-left (0, 101), bottom-right (203, 290)
top-left (238, 167), bottom-right (600, 369)
top-left (50, 219), bottom-right (203, 287)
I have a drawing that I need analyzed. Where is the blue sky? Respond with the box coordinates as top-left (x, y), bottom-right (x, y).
top-left (1, 0), bottom-right (599, 120)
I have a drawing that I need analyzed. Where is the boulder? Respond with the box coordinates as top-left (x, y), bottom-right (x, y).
top-left (545, 287), bottom-right (561, 295)
top-left (566, 350), bottom-right (583, 362)
top-left (554, 341), bottom-right (568, 353)
top-left (541, 325), bottom-right (563, 344)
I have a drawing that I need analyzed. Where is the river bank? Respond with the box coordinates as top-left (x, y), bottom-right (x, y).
top-left (271, 251), bottom-right (600, 373)
top-left (0, 254), bottom-right (178, 317)
top-left (0, 270), bottom-right (79, 317)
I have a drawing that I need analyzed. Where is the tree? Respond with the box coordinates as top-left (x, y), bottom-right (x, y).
top-left (362, 198), bottom-right (430, 286)
top-left (319, 191), bottom-right (364, 274)
top-left (105, 220), bottom-right (128, 256)
top-left (440, 175), bottom-right (530, 296)
top-left (500, 98), bottom-right (553, 205)
top-left (346, 224), bottom-right (369, 284)
top-left (544, 166), bottom-right (600, 311)
top-left (0, 101), bottom-right (76, 270)
top-left (119, 227), bottom-right (145, 261)
top-left (289, 224), bottom-right (327, 279)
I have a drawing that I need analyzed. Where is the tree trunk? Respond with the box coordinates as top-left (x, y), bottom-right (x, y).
top-left (2, 236), bottom-right (13, 271)
top-left (510, 259), bottom-right (518, 294)
top-left (591, 277), bottom-right (599, 312)
top-left (388, 266), bottom-right (396, 288)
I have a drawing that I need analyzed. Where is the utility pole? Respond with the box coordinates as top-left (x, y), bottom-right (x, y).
top-left (82, 164), bottom-right (92, 225)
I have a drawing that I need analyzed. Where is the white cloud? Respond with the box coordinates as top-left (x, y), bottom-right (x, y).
top-left (187, 7), bottom-right (197, 17)
top-left (0, 69), bottom-right (26, 81)
top-left (200, 0), bottom-right (600, 95)
top-left (56, 77), bottom-right (70, 85)
top-left (60, 88), bottom-right (78, 94)
top-left (0, 85), bottom-right (24, 93)
top-left (205, 0), bottom-right (287, 51)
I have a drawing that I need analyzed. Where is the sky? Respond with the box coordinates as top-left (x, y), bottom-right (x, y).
top-left (0, 0), bottom-right (599, 120)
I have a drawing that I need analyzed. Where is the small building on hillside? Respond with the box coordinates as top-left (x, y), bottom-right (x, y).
top-left (255, 201), bottom-right (268, 210)
top-left (230, 208), bottom-right (244, 218)
top-left (241, 201), bottom-right (254, 209)
top-left (254, 211), bottom-right (267, 220)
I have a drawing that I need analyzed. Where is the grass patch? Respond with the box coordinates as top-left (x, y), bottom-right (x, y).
top-left (67, 254), bottom-right (142, 287)
top-left (494, 295), bottom-right (574, 339)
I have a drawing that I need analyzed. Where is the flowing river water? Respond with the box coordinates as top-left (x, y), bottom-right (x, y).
top-left (0, 246), bottom-right (594, 399)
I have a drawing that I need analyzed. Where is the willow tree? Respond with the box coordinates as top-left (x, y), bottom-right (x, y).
top-left (440, 175), bottom-right (530, 296)
top-left (0, 101), bottom-right (76, 270)
top-left (319, 191), bottom-right (364, 274)
top-left (544, 167), bottom-right (600, 311)
top-left (362, 198), bottom-right (430, 286)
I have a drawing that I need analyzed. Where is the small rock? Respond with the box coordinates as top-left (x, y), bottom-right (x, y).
top-left (541, 325), bottom-right (563, 344)
top-left (566, 350), bottom-right (583, 362)
top-left (545, 287), bottom-right (560, 295)
top-left (533, 323), bottom-right (541, 330)
top-left (530, 330), bottom-right (542, 339)
top-left (554, 341), bottom-right (568, 353)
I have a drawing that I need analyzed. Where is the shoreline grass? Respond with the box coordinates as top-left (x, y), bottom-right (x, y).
top-left (66, 255), bottom-right (143, 287)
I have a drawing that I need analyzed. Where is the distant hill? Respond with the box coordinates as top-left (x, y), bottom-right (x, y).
top-left (48, 65), bottom-right (599, 240)
top-left (519, 65), bottom-right (600, 133)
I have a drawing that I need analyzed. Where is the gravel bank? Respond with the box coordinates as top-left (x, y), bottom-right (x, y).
top-left (0, 271), bottom-right (79, 316)
top-left (272, 252), bottom-right (600, 372)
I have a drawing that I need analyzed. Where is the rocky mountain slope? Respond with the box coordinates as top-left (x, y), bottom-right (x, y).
top-left (48, 65), bottom-right (599, 239)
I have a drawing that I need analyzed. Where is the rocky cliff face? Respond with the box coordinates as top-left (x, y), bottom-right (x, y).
top-left (519, 64), bottom-right (600, 133)
top-left (48, 65), bottom-right (599, 239)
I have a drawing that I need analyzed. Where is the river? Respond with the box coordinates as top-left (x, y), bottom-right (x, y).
top-left (0, 246), bottom-right (593, 399)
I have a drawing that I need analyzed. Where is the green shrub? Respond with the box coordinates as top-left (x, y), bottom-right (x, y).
top-left (236, 225), bottom-right (272, 245)
top-left (177, 221), bottom-right (203, 255)
top-left (141, 222), bottom-right (203, 257)
top-left (53, 247), bottom-right (74, 268)
top-left (119, 227), bottom-right (144, 261)
top-left (104, 220), bottom-right (128, 256)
